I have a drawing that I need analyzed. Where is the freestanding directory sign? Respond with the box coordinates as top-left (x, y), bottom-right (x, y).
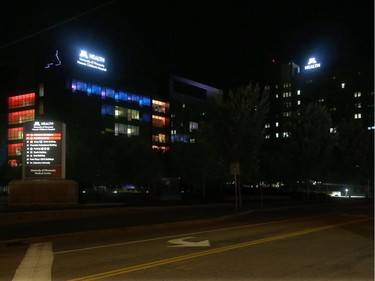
top-left (23, 121), bottom-right (66, 179)
top-left (8, 120), bottom-right (77, 206)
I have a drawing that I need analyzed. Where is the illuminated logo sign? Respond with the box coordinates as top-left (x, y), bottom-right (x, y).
top-left (23, 121), bottom-right (66, 179)
top-left (304, 57), bottom-right (321, 70)
top-left (45, 50), bottom-right (62, 69)
top-left (77, 49), bottom-right (107, 72)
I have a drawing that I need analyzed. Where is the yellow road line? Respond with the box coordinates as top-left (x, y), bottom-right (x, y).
top-left (68, 218), bottom-right (371, 281)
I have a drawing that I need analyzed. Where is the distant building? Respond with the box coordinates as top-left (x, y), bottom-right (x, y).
top-left (169, 75), bottom-right (223, 144)
top-left (263, 58), bottom-right (374, 142)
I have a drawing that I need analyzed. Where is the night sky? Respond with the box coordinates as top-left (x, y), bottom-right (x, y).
top-left (1, 0), bottom-right (373, 91)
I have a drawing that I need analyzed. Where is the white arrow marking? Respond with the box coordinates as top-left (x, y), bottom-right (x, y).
top-left (168, 237), bottom-right (210, 247)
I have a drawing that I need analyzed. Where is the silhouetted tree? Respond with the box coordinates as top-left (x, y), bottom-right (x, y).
top-left (332, 119), bottom-right (371, 186)
top-left (218, 82), bottom-right (269, 182)
top-left (287, 102), bottom-right (333, 196)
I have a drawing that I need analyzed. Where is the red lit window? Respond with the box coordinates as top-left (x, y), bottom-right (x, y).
top-left (8, 110), bottom-right (35, 125)
top-left (152, 115), bottom-right (169, 127)
top-left (8, 143), bottom-right (22, 156)
top-left (8, 93), bottom-right (35, 109)
top-left (8, 127), bottom-right (23, 140)
top-left (8, 159), bottom-right (19, 167)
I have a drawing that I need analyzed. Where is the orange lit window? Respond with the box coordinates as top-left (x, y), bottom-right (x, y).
top-left (8, 110), bottom-right (35, 125)
top-left (8, 93), bottom-right (35, 109)
top-left (8, 127), bottom-right (23, 140)
top-left (152, 115), bottom-right (169, 127)
top-left (152, 100), bottom-right (169, 114)
top-left (8, 143), bottom-right (22, 156)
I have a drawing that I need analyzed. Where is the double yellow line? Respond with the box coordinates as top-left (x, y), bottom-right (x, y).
top-left (68, 217), bottom-right (370, 281)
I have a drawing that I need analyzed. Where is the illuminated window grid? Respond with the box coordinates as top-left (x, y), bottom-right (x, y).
top-left (8, 127), bottom-right (23, 140)
top-left (8, 110), bottom-right (35, 125)
top-left (152, 100), bottom-right (168, 114)
top-left (152, 134), bottom-right (166, 143)
top-left (8, 93), bottom-right (35, 109)
top-left (8, 143), bottom-right (22, 156)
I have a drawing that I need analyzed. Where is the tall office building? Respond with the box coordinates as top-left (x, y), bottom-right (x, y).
top-left (263, 57), bottom-right (374, 142)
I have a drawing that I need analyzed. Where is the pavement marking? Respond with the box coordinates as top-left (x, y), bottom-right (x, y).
top-left (12, 242), bottom-right (54, 281)
top-left (55, 211), bottom-right (340, 255)
top-left (67, 217), bottom-right (371, 281)
top-left (168, 237), bottom-right (210, 247)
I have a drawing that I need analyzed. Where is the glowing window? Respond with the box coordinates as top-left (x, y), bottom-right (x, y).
top-left (105, 88), bottom-right (115, 99)
top-left (8, 143), bottom-right (22, 156)
top-left (8, 93), bottom-right (35, 109)
top-left (152, 115), bottom-right (168, 127)
top-left (189, 121), bottom-right (198, 132)
top-left (76, 80), bottom-right (87, 92)
top-left (265, 123), bottom-right (270, 128)
top-left (354, 113), bottom-right (362, 119)
top-left (118, 91), bottom-right (128, 101)
top-left (8, 127), bottom-right (23, 140)
top-left (152, 100), bottom-right (168, 114)
top-left (101, 104), bottom-right (115, 116)
top-left (139, 96), bottom-right (151, 107)
top-left (91, 84), bottom-right (102, 95)
top-left (152, 134), bottom-right (166, 143)
top-left (114, 123), bottom-right (139, 136)
top-left (8, 110), bottom-right (35, 125)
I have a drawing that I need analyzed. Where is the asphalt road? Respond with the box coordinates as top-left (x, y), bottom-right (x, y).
top-left (0, 201), bottom-right (373, 281)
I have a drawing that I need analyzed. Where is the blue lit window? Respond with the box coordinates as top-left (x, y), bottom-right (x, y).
top-left (106, 88), bottom-right (115, 99)
top-left (86, 84), bottom-right (92, 94)
top-left (91, 84), bottom-right (101, 96)
top-left (118, 91), bottom-right (128, 101)
top-left (101, 104), bottom-right (115, 116)
top-left (142, 113), bottom-right (151, 122)
top-left (76, 80), bottom-right (87, 92)
top-left (131, 94), bottom-right (139, 102)
top-left (140, 96), bottom-right (151, 107)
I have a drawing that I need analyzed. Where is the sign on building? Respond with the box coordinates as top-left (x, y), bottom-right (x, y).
top-left (23, 121), bottom-right (66, 179)
top-left (304, 57), bottom-right (321, 70)
top-left (77, 49), bottom-right (107, 72)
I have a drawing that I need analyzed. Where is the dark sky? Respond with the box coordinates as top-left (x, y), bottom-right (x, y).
top-left (1, 0), bottom-right (373, 90)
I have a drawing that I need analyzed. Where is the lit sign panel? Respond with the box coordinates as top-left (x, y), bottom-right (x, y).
top-left (77, 50), bottom-right (107, 72)
top-left (23, 121), bottom-right (66, 179)
top-left (304, 57), bottom-right (321, 70)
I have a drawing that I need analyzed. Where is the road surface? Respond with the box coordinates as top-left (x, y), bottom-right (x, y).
top-left (1, 202), bottom-right (373, 281)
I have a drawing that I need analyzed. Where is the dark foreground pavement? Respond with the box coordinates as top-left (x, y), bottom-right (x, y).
top-left (0, 197), bottom-right (373, 242)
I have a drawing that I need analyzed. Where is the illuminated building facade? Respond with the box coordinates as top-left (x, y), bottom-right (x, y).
top-left (3, 46), bottom-right (173, 174)
top-left (263, 58), bottom-right (374, 142)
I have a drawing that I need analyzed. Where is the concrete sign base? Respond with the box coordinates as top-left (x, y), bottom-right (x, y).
top-left (8, 180), bottom-right (78, 206)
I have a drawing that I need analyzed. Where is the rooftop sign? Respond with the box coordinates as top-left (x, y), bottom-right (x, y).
top-left (304, 57), bottom-right (321, 70)
top-left (77, 49), bottom-right (107, 72)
